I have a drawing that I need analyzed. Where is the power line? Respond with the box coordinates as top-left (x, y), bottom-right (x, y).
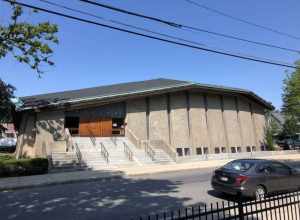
top-left (184, 0), bottom-right (300, 41)
top-left (2, 0), bottom-right (298, 69)
top-left (38, 0), bottom-right (206, 47)
top-left (79, 0), bottom-right (300, 54)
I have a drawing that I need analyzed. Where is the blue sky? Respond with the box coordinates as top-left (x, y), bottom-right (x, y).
top-left (1, 0), bottom-right (299, 109)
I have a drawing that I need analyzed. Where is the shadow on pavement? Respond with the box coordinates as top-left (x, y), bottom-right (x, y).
top-left (0, 171), bottom-right (199, 220)
top-left (207, 190), bottom-right (251, 202)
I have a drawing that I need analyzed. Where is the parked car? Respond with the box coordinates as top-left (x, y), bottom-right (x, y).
top-left (211, 159), bottom-right (300, 199)
top-left (0, 137), bottom-right (17, 152)
top-left (276, 135), bottom-right (300, 150)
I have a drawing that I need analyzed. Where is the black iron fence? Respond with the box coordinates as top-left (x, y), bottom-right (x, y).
top-left (133, 191), bottom-right (300, 220)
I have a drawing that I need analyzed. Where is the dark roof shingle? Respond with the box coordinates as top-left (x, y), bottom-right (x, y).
top-left (20, 78), bottom-right (273, 110)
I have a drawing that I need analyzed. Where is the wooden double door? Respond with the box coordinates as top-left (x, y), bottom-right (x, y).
top-left (79, 117), bottom-right (112, 137)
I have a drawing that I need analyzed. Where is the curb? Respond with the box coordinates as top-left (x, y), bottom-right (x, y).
top-left (0, 171), bottom-right (124, 191)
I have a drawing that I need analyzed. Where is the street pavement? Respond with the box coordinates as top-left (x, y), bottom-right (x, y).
top-left (0, 168), bottom-right (224, 220)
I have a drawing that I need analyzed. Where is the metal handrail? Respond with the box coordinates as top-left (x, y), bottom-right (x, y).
top-left (126, 127), bottom-right (141, 148)
top-left (100, 142), bottom-right (109, 164)
top-left (88, 130), bottom-right (97, 146)
top-left (74, 142), bottom-right (83, 164)
top-left (123, 142), bottom-right (133, 161)
top-left (144, 141), bottom-right (155, 161)
top-left (111, 136), bottom-right (117, 146)
top-left (150, 139), bottom-right (177, 162)
top-left (65, 128), bottom-right (82, 164)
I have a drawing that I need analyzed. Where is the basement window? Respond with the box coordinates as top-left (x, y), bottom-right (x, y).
top-left (252, 146), bottom-right (257, 152)
top-left (203, 147), bottom-right (209, 155)
top-left (231, 147), bottom-right (236, 153)
top-left (221, 147), bottom-right (226, 153)
top-left (246, 146), bottom-right (252, 152)
top-left (184, 148), bottom-right (191, 156)
top-left (176, 148), bottom-right (183, 157)
top-left (65, 116), bottom-right (79, 135)
top-left (214, 147), bottom-right (220, 154)
top-left (237, 147), bottom-right (242, 153)
top-left (196, 147), bottom-right (202, 155)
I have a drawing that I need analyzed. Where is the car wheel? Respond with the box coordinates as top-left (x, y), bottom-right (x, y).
top-left (255, 185), bottom-right (266, 200)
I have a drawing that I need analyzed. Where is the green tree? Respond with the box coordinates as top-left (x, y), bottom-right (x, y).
top-left (282, 61), bottom-right (300, 136)
top-left (0, 80), bottom-right (15, 125)
top-left (0, 2), bottom-right (58, 122)
top-left (265, 112), bottom-right (280, 151)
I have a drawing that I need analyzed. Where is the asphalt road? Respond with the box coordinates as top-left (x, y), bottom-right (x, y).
top-left (0, 167), bottom-right (226, 220)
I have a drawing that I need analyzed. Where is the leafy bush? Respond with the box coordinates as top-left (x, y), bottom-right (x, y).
top-left (0, 158), bottom-right (48, 177)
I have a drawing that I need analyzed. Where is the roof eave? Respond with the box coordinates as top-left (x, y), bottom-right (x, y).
top-left (19, 82), bottom-right (274, 111)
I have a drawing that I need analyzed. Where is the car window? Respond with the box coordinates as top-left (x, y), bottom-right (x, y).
top-left (223, 160), bottom-right (255, 172)
top-left (256, 163), bottom-right (273, 173)
top-left (270, 162), bottom-right (291, 175)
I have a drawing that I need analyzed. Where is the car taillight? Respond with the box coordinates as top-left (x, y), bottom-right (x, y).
top-left (235, 175), bottom-right (249, 186)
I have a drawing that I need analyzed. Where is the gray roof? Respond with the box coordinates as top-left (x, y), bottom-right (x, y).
top-left (271, 111), bottom-right (285, 125)
top-left (20, 78), bottom-right (274, 110)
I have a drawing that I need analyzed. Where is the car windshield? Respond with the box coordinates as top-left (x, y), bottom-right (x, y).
top-left (223, 160), bottom-right (255, 172)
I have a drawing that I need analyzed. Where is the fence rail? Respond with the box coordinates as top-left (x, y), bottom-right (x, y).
top-left (133, 191), bottom-right (300, 220)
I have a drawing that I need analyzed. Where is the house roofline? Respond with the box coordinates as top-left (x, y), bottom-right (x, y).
top-left (18, 81), bottom-right (274, 111)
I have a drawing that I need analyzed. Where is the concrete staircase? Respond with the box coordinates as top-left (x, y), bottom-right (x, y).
top-left (73, 137), bottom-right (109, 170)
top-left (69, 137), bottom-right (175, 170)
top-left (97, 137), bottom-right (135, 167)
top-left (51, 151), bottom-right (80, 169)
top-left (120, 137), bottom-right (175, 165)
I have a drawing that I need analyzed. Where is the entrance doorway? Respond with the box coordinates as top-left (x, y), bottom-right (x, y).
top-left (79, 117), bottom-right (112, 137)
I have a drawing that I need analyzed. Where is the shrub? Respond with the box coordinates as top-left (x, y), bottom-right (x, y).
top-left (0, 158), bottom-right (49, 177)
top-left (0, 154), bottom-right (14, 162)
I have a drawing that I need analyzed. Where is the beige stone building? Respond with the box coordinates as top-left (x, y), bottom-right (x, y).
top-left (15, 79), bottom-right (273, 166)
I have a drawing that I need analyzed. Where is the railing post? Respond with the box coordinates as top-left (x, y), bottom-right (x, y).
top-left (238, 201), bottom-right (244, 220)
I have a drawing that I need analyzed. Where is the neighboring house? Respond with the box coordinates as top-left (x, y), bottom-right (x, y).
top-left (0, 123), bottom-right (17, 148)
top-left (15, 78), bottom-right (273, 163)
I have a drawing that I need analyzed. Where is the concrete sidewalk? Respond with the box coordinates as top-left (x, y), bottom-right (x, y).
top-left (0, 170), bottom-right (123, 191)
top-left (122, 153), bottom-right (300, 176)
top-left (1, 153), bottom-right (300, 191)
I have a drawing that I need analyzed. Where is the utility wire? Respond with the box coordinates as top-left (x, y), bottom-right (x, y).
top-left (39, 0), bottom-right (206, 47)
top-left (3, 0), bottom-right (298, 69)
top-left (39, 0), bottom-right (286, 66)
top-left (184, 0), bottom-right (300, 41)
top-left (79, 0), bottom-right (300, 54)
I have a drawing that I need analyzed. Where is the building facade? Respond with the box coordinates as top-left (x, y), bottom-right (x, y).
top-left (15, 79), bottom-right (273, 160)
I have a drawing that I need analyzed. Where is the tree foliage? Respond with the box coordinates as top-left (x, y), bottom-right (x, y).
top-left (0, 79), bottom-right (15, 124)
top-left (282, 61), bottom-right (300, 136)
top-left (264, 112), bottom-right (280, 151)
top-left (0, 2), bottom-right (58, 76)
top-left (0, 3), bottom-right (58, 123)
